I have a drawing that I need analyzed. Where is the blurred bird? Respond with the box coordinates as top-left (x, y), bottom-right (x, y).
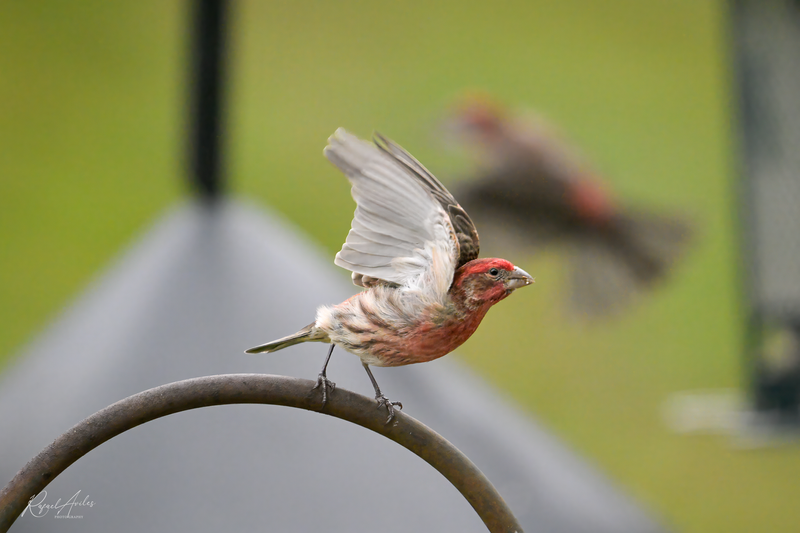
top-left (443, 94), bottom-right (693, 317)
top-left (246, 129), bottom-right (534, 421)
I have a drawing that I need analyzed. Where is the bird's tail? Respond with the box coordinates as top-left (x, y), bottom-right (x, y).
top-left (567, 210), bottom-right (694, 317)
top-left (245, 323), bottom-right (323, 354)
top-left (609, 210), bottom-right (693, 285)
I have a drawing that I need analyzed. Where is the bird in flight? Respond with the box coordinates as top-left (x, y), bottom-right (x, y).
top-left (246, 129), bottom-right (534, 422)
top-left (444, 94), bottom-right (693, 317)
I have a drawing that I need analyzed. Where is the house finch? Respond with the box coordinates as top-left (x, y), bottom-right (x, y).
top-left (246, 129), bottom-right (534, 421)
top-left (443, 94), bottom-right (693, 317)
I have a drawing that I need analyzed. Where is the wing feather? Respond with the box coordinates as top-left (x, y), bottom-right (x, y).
top-left (324, 128), bottom-right (477, 297)
top-left (373, 132), bottom-right (480, 267)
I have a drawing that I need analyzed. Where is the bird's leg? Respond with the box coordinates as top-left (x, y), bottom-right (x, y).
top-left (313, 344), bottom-right (336, 407)
top-left (363, 363), bottom-right (403, 423)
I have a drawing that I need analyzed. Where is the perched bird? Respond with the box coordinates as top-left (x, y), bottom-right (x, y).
top-left (443, 94), bottom-right (693, 317)
top-left (246, 129), bottom-right (534, 421)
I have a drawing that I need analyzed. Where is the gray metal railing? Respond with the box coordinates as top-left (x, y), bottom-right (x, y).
top-left (0, 374), bottom-right (522, 533)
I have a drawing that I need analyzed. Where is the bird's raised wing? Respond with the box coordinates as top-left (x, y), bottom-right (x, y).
top-left (324, 128), bottom-right (480, 296)
top-left (373, 132), bottom-right (480, 268)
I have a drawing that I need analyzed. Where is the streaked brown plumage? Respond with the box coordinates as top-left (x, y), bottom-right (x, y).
top-left (246, 129), bottom-right (533, 421)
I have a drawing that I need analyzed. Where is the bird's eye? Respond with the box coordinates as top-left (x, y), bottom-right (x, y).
top-left (488, 268), bottom-right (500, 277)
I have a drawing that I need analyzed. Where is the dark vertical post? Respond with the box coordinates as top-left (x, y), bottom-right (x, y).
top-left (189, 0), bottom-right (228, 200)
top-left (730, 0), bottom-right (800, 426)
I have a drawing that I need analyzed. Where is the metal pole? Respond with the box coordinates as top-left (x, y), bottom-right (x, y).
top-left (189, 0), bottom-right (227, 199)
top-left (729, 0), bottom-right (800, 423)
top-left (0, 374), bottom-right (523, 533)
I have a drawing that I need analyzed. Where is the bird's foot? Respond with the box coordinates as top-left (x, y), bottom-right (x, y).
top-left (375, 394), bottom-right (403, 424)
top-left (313, 373), bottom-right (336, 407)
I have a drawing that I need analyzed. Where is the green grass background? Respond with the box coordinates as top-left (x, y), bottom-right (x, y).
top-left (2, 1), bottom-right (799, 531)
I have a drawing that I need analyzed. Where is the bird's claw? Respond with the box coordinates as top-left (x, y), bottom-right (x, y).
top-left (313, 373), bottom-right (336, 407)
top-left (375, 394), bottom-right (403, 424)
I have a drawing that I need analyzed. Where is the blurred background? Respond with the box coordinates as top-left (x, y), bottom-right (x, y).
top-left (1, 1), bottom-right (798, 532)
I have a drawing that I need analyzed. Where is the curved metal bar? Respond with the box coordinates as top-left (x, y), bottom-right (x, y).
top-left (0, 374), bottom-right (522, 532)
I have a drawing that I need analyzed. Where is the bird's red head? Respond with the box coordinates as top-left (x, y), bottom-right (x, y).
top-left (452, 92), bottom-right (508, 137)
top-left (451, 258), bottom-right (534, 310)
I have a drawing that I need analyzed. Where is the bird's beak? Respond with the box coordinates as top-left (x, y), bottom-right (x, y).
top-left (505, 267), bottom-right (535, 290)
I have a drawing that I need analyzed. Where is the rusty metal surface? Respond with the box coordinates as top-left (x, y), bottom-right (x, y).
top-left (0, 374), bottom-right (522, 533)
